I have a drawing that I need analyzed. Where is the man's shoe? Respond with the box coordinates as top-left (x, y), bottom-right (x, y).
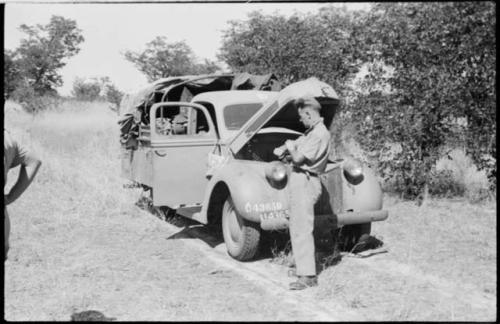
top-left (289, 276), bottom-right (318, 290)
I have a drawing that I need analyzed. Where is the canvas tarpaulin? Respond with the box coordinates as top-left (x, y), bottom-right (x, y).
top-left (118, 73), bottom-right (281, 149)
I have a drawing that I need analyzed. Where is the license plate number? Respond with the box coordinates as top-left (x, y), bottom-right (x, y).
top-left (259, 209), bottom-right (289, 222)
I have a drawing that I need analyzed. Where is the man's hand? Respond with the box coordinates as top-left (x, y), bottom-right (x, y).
top-left (285, 140), bottom-right (296, 152)
top-left (273, 143), bottom-right (289, 158)
top-left (273, 147), bottom-right (286, 158)
top-left (284, 140), bottom-right (306, 166)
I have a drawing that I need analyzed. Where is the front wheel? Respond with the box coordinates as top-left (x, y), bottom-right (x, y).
top-left (222, 196), bottom-right (261, 261)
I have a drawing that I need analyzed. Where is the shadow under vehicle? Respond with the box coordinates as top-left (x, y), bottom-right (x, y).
top-left (119, 74), bottom-right (388, 261)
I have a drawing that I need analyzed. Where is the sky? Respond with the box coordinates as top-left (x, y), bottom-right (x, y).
top-left (5, 2), bottom-right (370, 95)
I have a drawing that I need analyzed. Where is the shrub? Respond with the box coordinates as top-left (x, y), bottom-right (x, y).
top-left (463, 168), bottom-right (491, 203)
top-left (427, 169), bottom-right (465, 198)
top-left (10, 81), bottom-right (36, 104)
top-left (72, 77), bottom-right (103, 101)
top-left (103, 83), bottom-right (124, 112)
top-left (10, 82), bottom-right (61, 113)
top-left (434, 148), bottom-right (491, 203)
top-left (23, 96), bottom-right (63, 114)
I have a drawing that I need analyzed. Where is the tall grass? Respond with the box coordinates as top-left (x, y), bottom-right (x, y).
top-left (4, 100), bottom-right (147, 320)
top-left (5, 99), bottom-right (137, 232)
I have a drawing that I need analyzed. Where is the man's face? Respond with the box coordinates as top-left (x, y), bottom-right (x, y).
top-left (298, 108), bottom-right (311, 128)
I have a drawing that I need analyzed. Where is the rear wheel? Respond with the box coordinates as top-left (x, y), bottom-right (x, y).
top-left (222, 196), bottom-right (261, 261)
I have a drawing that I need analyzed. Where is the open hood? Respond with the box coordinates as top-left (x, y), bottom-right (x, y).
top-left (228, 77), bottom-right (340, 154)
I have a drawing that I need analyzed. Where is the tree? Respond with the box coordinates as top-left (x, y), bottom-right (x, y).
top-left (124, 36), bottom-right (221, 81)
top-left (218, 8), bottom-right (365, 91)
top-left (104, 82), bottom-right (124, 110)
top-left (99, 76), bottom-right (124, 109)
top-left (71, 76), bottom-right (124, 108)
top-left (218, 3), bottom-right (496, 197)
top-left (14, 15), bottom-right (84, 96)
top-left (4, 50), bottom-right (22, 99)
top-left (347, 2), bottom-right (496, 197)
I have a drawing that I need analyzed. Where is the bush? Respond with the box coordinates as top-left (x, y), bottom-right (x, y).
top-left (70, 76), bottom-right (124, 113)
top-left (72, 77), bottom-right (103, 101)
top-left (23, 96), bottom-right (63, 114)
top-left (10, 81), bottom-right (36, 104)
top-left (463, 168), bottom-right (492, 203)
top-left (10, 82), bottom-right (61, 113)
top-left (104, 83), bottom-right (124, 111)
top-left (433, 148), bottom-right (491, 203)
top-left (427, 169), bottom-right (465, 198)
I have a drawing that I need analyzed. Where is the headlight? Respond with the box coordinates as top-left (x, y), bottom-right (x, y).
top-left (343, 158), bottom-right (364, 185)
top-left (265, 161), bottom-right (287, 182)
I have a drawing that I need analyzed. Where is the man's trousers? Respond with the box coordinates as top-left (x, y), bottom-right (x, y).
top-left (289, 171), bottom-right (322, 276)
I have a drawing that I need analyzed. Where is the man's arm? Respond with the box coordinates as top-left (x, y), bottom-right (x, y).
top-left (5, 155), bottom-right (42, 206)
top-left (285, 140), bottom-right (306, 166)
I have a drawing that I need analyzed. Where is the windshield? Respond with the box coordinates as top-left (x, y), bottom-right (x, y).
top-left (223, 103), bottom-right (262, 130)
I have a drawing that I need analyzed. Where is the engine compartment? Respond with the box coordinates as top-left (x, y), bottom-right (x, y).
top-left (235, 128), bottom-right (301, 162)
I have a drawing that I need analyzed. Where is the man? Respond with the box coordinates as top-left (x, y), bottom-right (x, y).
top-left (273, 96), bottom-right (331, 290)
top-left (4, 129), bottom-right (42, 261)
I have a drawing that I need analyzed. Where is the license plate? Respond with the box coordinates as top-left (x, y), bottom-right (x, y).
top-left (259, 209), bottom-right (289, 222)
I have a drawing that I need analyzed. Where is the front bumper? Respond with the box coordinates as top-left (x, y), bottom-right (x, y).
top-left (259, 209), bottom-right (388, 231)
top-left (337, 210), bottom-right (389, 225)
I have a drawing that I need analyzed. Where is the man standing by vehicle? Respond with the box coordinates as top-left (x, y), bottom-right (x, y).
top-left (4, 129), bottom-right (42, 261)
top-left (273, 96), bottom-right (331, 290)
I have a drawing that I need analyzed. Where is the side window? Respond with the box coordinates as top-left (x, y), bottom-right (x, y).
top-left (155, 105), bottom-right (210, 137)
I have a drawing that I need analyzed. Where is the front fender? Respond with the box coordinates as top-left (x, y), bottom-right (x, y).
top-left (202, 161), bottom-right (290, 224)
top-left (342, 166), bottom-right (383, 212)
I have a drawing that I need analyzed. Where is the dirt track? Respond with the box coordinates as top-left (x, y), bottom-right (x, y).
top-left (145, 204), bottom-right (496, 321)
top-left (149, 207), bottom-right (362, 321)
top-left (5, 185), bottom-right (496, 321)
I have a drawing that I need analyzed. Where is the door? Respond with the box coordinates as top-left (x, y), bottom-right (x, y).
top-left (149, 102), bottom-right (218, 207)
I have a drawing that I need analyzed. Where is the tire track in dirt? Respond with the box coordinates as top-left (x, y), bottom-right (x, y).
top-left (153, 216), bottom-right (363, 321)
top-left (145, 204), bottom-right (495, 320)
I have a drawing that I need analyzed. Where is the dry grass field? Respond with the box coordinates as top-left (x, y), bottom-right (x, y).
top-left (3, 100), bottom-right (497, 321)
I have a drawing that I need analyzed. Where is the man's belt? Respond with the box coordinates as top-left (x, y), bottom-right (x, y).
top-left (292, 166), bottom-right (318, 177)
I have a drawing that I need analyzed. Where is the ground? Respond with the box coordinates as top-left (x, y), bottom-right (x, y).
top-left (3, 101), bottom-right (496, 321)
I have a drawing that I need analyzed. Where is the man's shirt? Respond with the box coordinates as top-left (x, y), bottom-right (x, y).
top-left (293, 118), bottom-right (331, 175)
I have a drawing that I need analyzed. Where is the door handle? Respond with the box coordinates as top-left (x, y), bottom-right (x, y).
top-left (154, 150), bottom-right (167, 157)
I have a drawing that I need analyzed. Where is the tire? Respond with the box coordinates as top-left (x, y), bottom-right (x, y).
top-left (338, 222), bottom-right (371, 252)
top-left (222, 196), bottom-right (261, 261)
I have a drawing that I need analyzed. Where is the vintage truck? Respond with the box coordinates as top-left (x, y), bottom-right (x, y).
top-left (119, 74), bottom-right (388, 261)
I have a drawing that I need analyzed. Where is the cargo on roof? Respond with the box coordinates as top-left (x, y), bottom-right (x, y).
top-left (118, 73), bottom-right (281, 148)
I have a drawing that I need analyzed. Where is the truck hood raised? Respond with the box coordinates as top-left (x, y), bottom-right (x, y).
top-left (228, 77), bottom-right (340, 154)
